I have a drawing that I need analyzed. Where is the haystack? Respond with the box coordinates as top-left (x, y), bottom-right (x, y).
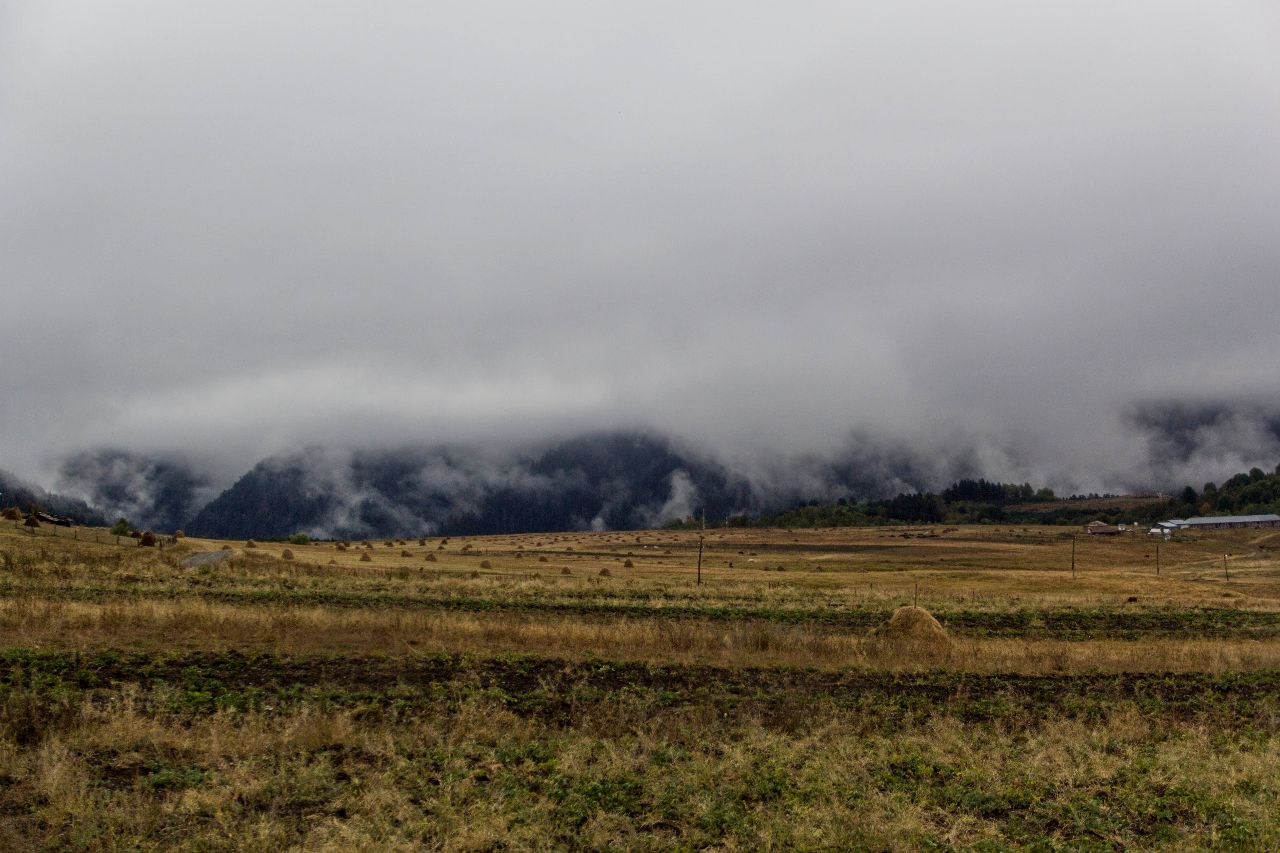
top-left (2, 507), bottom-right (23, 521)
top-left (360, 552), bottom-right (372, 562)
top-left (281, 549), bottom-right (294, 560)
top-left (869, 606), bottom-right (951, 652)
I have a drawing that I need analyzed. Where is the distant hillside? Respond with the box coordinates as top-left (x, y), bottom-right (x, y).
top-left (20, 430), bottom-right (1280, 539)
top-left (55, 449), bottom-right (215, 534)
top-left (0, 469), bottom-right (106, 525)
top-left (733, 467), bottom-right (1280, 529)
top-left (186, 433), bottom-right (753, 540)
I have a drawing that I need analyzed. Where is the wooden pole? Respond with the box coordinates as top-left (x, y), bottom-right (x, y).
top-left (1071, 535), bottom-right (1076, 579)
top-left (1155, 541), bottom-right (1160, 575)
top-left (696, 511), bottom-right (705, 586)
top-left (1224, 554), bottom-right (1229, 581)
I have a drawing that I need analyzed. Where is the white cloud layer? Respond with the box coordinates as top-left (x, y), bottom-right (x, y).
top-left (3, 2), bottom-right (1280, 491)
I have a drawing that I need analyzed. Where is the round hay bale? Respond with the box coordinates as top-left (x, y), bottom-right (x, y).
top-left (869, 606), bottom-right (950, 652)
top-left (360, 552), bottom-right (372, 562)
top-left (281, 549), bottom-right (294, 560)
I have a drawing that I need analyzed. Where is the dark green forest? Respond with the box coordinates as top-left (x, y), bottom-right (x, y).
top-left (690, 466), bottom-right (1280, 529)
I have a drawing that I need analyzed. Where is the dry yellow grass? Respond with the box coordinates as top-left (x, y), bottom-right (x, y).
top-left (2, 596), bottom-right (1278, 674)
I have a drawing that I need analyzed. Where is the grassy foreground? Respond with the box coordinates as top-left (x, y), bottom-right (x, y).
top-left (2, 521), bottom-right (1280, 849)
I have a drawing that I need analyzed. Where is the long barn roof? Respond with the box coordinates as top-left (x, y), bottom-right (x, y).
top-left (1175, 514), bottom-right (1280, 526)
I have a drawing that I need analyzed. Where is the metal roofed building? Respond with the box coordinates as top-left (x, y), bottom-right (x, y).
top-left (1164, 514), bottom-right (1280, 530)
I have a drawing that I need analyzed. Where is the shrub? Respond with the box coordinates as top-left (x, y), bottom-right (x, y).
top-left (110, 518), bottom-right (130, 536)
top-left (287, 533), bottom-right (310, 545)
top-left (139, 532), bottom-right (157, 547)
top-left (174, 530), bottom-right (185, 538)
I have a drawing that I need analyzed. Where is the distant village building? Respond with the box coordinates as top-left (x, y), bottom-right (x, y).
top-left (1156, 514), bottom-right (1280, 532)
top-left (1084, 520), bottom-right (1122, 535)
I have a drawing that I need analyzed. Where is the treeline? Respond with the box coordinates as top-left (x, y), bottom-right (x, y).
top-left (676, 466), bottom-right (1280, 529)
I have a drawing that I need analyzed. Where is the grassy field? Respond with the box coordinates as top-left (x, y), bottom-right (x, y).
top-left (3, 518), bottom-right (1280, 849)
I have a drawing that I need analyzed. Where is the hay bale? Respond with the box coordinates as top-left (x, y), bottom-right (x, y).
top-left (138, 531), bottom-right (157, 547)
top-left (538, 556), bottom-right (548, 563)
top-left (360, 552), bottom-right (372, 562)
top-left (281, 549), bottom-right (294, 560)
top-left (623, 559), bottom-right (634, 568)
top-left (869, 606), bottom-right (950, 652)
top-left (425, 553), bottom-right (437, 563)
top-left (1, 507), bottom-right (22, 521)
top-left (598, 567), bottom-right (611, 577)
top-left (479, 560), bottom-right (492, 569)
top-left (23, 516), bottom-right (40, 528)
top-left (245, 540), bottom-right (257, 549)
top-left (560, 566), bottom-right (571, 575)
top-left (174, 530), bottom-right (185, 538)
top-left (401, 550), bottom-right (412, 558)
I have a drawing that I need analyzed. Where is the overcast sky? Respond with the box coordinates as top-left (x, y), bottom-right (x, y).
top-left (3, 2), bottom-right (1279, 492)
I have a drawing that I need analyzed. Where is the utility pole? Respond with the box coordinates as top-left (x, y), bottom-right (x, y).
top-left (696, 510), bottom-right (705, 586)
